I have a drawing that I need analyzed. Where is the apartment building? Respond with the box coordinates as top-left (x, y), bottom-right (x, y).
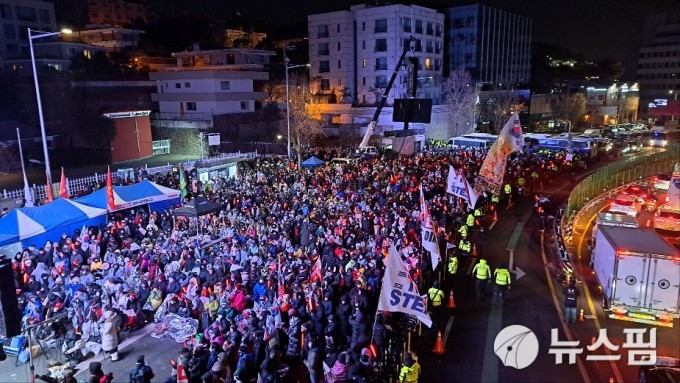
top-left (84, 0), bottom-right (148, 27)
top-left (445, 4), bottom-right (532, 85)
top-left (308, 4), bottom-right (445, 106)
top-left (0, 0), bottom-right (57, 59)
top-left (150, 48), bottom-right (274, 121)
top-left (65, 27), bottom-right (145, 51)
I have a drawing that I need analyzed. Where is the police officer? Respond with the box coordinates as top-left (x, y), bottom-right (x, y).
top-left (398, 352), bottom-right (421, 383)
top-left (473, 206), bottom-right (483, 219)
top-left (563, 279), bottom-right (580, 324)
top-left (503, 183), bottom-right (513, 207)
top-left (490, 194), bottom-right (500, 211)
top-left (516, 176), bottom-right (526, 199)
top-left (428, 281), bottom-right (445, 328)
top-left (447, 254), bottom-right (458, 290)
top-left (466, 212), bottom-right (475, 229)
top-left (493, 263), bottom-right (511, 301)
top-left (458, 238), bottom-right (471, 257)
top-left (458, 224), bottom-right (468, 239)
top-left (472, 259), bottom-right (491, 301)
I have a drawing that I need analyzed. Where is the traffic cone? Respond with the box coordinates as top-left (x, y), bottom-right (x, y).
top-left (471, 244), bottom-right (478, 257)
top-left (493, 211), bottom-right (498, 221)
top-left (432, 331), bottom-right (445, 354)
top-left (579, 309), bottom-right (584, 322)
top-left (447, 290), bottom-right (456, 309)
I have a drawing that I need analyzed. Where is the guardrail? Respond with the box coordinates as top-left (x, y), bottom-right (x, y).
top-left (565, 144), bottom-right (680, 222)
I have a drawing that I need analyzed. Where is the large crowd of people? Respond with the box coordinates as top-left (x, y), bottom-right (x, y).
top-left (8, 146), bottom-right (581, 383)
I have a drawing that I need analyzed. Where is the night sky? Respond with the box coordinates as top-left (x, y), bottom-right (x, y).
top-left (224, 0), bottom-right (679, 60)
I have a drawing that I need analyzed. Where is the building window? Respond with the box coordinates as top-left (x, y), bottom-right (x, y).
top-left (403, 17), bottom-right (411, 32)
top-left (426, 40), bottom-right (433, 53)
top-left (184, 82), bottom-right (191, 88)
top-left (0, 4), bottom-right (13, 19)
top-left (317, 25), bottom-right (329, 38)
top-left (435, 23), bottom-right (442, 37)
top-left (240, 101), bottom-right (249, 110)
top-left (319, 42), bottom-right (329, 56)
top-left (362, 22), bottom-right (365, 31)
top-left (362, 59), bottom-right (366, 68)
top-left (38, 9), bottom-right (50, 24)
top-left (175, 83), bottom-right (181, 88)
top-left (415, 20), bottom-right (423, 34)
top-left (3, 24), bottom-right (16, 39)
top-left (434, 58), bottom-right (441, 71)
top-left (338, 78), bottom-right (342, 86)
top-left (375, 57), bottom-right (387, 71)
top-left (6, 43), bottom-right (17, 53)
top-left (16, 6), bottom-right (37, 22)
top-left (425, 58), bottom-right (431, 70)
top-left (338, 60), bottom-right (341, 69)
top-left (186, 102), bottom-right (197, 111)
top-left (319, 61), bottom-right (330, 73)
top-left (320, 78), bottom-right (330, 90)
top-left (337, 42), bottom-right (341, 51)
top-left (362, 40), bottom-right (365, 50)
top-left (466, 17), bottom-right (475, 27)
top-left (375, 75), bottom-right (388, 88)
top-left (435, 41), bottom-right (442, 54)
top-left (414, 39), bottom-right (422, 52)
top-left (67, 47), bottom-right (78, 55)
top-left (426, 22), bottom-right (434, 35)
top-left (363, 77), bottom-right (366, 86)
top-left (220, 81), bottom-right (230, 90)
top-left (375, 38), bottom-right (387, 52)
top-left (374, 19), bottom-right (387, 33)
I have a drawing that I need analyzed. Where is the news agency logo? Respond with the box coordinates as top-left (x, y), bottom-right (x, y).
top-left (494, 325), bottom-right (539, 369)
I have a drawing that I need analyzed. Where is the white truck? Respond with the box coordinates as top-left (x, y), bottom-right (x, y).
top-left (591, 212), bottom-right (638, 243)
top-left (592, 226), bottom-right (680, 326)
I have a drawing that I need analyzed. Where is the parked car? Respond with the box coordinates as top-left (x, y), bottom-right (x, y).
top-left (639, 356), bottom-right (680, 383)
top-left (654, 204), bottom-right (680, 233)
top-left (651, 173), bottom-right (672, 191)
top-left (608, 194), bottom-right (640, 217)
top-left (621, 184), bottom-right (658, 211)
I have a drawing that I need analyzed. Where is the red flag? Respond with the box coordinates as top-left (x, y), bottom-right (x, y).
top-left (310, 256), bottom-right (322, 282)
top-left (45, 175), bottom-right (53, 203)
top-left (106, 166), bottom-right (115, 210)
top-left (59, 167), bottom-right (69, 199)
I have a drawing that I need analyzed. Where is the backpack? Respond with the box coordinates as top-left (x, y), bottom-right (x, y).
top-left (130, 366), bottom-right (145, 383)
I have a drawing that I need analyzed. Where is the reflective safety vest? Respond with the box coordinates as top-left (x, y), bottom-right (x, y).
top-left (428, 287), bottom-right (444, 306)
top-left (517, 177), bottom-right (526, 186)
top-left (474, 208), bottom-right (483, 217)
top-left (448, 257), bottom-right (458, 275)
top-left (399, 362), bottom-right (421, 383)
top-left (466, 214), bottom-right (475, 227)
top-left (458, 225), bottom-right (468, 237)
top-left (531, 171), bottom-right (539, 180)
top-left (504, 184), bottom-right (512, 195)
top-left (494, 268), bottom-right (511, 286)
top-left (458, 240), bottom-right (471, 252)
top-left (491, 194), bottom-right (500, 203)
top-left (472, 262), bottom-right (491, 280)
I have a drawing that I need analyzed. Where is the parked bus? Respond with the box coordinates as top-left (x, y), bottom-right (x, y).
top-left (534, 136), bottom-right (597, 158)
top-left (447, 137), bottom-right (492, 149)
top-left (461, 133), bottom-right (498, 144)
top-left (649, 131), bottom-right (668, 147)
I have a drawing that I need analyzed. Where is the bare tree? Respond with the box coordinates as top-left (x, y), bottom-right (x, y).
top-left (442, 70), bottom-right (477, 137)
top-left (279, 72), bottom-right (324, 168)
top-left (568, 93), bottom-right (587, 126)
top-left (481, 87), bottom-right (525, 133)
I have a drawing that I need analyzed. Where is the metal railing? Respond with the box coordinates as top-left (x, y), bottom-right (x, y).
top-left (152, 139), bottom-right (171, 155)
top-left (565, 144), bottom-right (680, 221)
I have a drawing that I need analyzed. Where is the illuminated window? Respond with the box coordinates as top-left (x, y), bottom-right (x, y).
top-left (425, 58), bottom-right (431, 70)
top-left (362, 59), bottom-right (366, 68)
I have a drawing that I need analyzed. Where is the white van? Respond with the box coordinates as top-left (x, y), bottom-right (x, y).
top-left (357, 146), bottom-right (379, 158)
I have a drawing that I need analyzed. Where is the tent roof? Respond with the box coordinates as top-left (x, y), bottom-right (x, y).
top-left (301, 156), bottom-right (325, 167)
top-left (172, 197), bottom-right (223, 218)
top-left (75, 180), bottom-right (180, 211)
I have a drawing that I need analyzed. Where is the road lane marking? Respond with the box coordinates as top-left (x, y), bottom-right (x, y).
top-left (467, 259), bottom-right (476, 275)
top-left (481, 297), bottom-right (503, 383)
top-left (488, 220), bottom-right (497, 231)
top-left (570, 209), bottom-right (625, 383)
top-left (540, 233), bottom-right (591, 383)
top-left (442, 315), bottom-right (455, 345)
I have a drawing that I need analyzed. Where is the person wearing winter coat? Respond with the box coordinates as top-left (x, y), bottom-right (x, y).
top-left (398, 352), bottom-right (421, 383)
top-left (285, 315), bottom-right (301, 360)
top-left (327, 352), bottom-right (351, 383)
top-left (101, 310), bottom-right (119, 361)
top-left (336, 295), bottom-right (352, 344)
top-left (303, 337), bottom-right (323, 383)
top-left (349, 309), bottom-right (369, 353)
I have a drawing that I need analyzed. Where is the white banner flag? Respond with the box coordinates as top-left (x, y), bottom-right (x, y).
top-left (23, 181), bottom-right (34, 207)
top-left (420, 186), bottom-right (441, 270)
top-left (447, 165), bottom-right (479, 209)
top-left (377, 245), bottom-right (432, 327)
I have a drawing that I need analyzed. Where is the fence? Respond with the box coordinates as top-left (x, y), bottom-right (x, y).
top-left (1, 151), bottom-right (257, 204)
top-left (152, 140), bottom-right (171, 155)
top-left (565, 144), bottom-right (680, 222)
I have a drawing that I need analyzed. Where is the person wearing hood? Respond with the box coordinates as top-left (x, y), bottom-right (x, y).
top-left (303, 336), bottom-right (323, 383)
top-left (398, 352), bottom-right (421, 383)
top-left (129, 355), bottom-right (154, 383)
top-left (101, 310), bottom-right (120, 361)
top-left (349, 307), bottom-right (370, 353)
top-left (472, 258), bottom-right (491, 301)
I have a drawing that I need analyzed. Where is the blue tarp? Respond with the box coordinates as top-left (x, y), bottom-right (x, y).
top-left (301, 156), bottom-right (326, 168)
top-left (0, 198), bottom-right (107, 248)
top-left (76, 180), bottom-right (181, 213)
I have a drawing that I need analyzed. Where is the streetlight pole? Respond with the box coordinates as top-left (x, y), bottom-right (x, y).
top-left (671, 90), bottom-right (678, 122)
top-left (28, 28), bottom-right (71, 186)
top-left (283, 46), bottom-right (310, 159)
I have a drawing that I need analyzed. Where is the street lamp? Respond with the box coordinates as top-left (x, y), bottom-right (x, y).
top-left (28, 27), bottom-right (72, 186)
top-left (670, 90), bottom-right (678, 121)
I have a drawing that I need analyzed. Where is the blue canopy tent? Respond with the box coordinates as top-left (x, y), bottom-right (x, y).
top-left (76, 180), bottom-right (181, 213)
top-left (300, 156), bottom-right (326, 168)
top-left (0, 198), bottom-right (107, 248)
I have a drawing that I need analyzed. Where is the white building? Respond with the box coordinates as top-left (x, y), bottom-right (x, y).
top-left (308, 4), bottom-right (445, 107)
top-left (150, 48), bottom-right (274, 125)
top-left (65, 27), bottom-right (145, 51)
top-left (0, 0), bottom-right (57, 59)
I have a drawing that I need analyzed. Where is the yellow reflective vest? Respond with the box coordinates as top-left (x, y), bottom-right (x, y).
top-left (458, 240), bottom-right (471, 252)
top-left (399, 362), bottom-right (421, 383)
top-left (494, 268), bottom-right (511, 286)
top-left (448, 256), bottom-right (458, 275)
top-left (466, 214), bottom-right (475, 227)
top-left (458, 225), bottom-right (468, 237)
top-left (472, 260), bottom-right (491, 280)
top-left (474, 208), bottom-right (483, 217)
top-left (428, 287), bottom-right (444, 307)
top-left (504, 184), bottom-right (512, 195)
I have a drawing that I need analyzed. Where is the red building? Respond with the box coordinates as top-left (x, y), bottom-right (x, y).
top-left (103, 108), bottom-right (153, 162)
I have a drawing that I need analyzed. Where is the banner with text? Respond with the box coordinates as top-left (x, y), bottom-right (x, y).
top-left (474, 112), bottom-right (524, 195)
top-left (420, 186), bottom-right (441, 270)
top-left (447, 165), bottom-right (479, 209)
